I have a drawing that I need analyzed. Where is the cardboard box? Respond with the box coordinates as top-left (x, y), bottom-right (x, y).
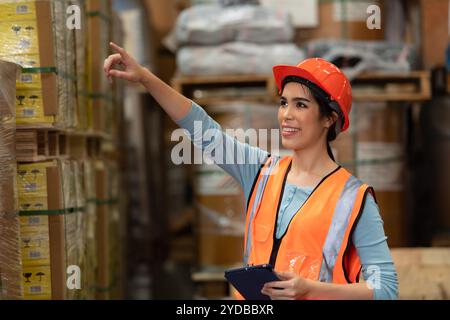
top-left (0, 1), bottom-right (37, 21)
top-left (22, 264), bottom-right (52, 300)
top-left (86, 0), bottom-right (111, 132)
top-left (19, 214), bottom-right (50, 267)
top-left (420, 0), bottom-right (449, 69)
top-left (17, 161), bottom-right (67, 300)
top-left (392, 248), bottom-right (450, 300)
top-left (0, 0), bottom-right (58, 124)
top-left (47, 165), bottom-right (67, 300)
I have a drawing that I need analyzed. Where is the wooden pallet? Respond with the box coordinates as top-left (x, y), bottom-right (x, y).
top-left (171, 73), bottom-right (277, 105)
top-left (352, 71), bottom-right (431, 102)
top-left (16, 128), bottom-right (104, 162)
top-left (16, 129), bottom-right (67, 162)
top-left (172, 71), bottom-right (431, 104)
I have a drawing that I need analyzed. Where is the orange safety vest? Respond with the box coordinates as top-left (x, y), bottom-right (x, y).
top-left (237, 155), bottom-right (375, 299)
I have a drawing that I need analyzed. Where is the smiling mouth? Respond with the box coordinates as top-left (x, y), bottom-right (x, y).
top-left (281, 127), bottom-right (300, 137)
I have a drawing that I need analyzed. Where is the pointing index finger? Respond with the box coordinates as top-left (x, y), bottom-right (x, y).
top-left (110, 42), bottom-right (128, 57)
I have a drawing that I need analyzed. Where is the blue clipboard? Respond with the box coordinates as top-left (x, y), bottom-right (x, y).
top-left (224, 264), bottom-right (280, 300)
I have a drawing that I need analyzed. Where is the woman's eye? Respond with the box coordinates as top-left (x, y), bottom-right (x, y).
top-left (296, 102), bottom-right (307, 108)
top-left (280, 100), bottom-right (288, 107)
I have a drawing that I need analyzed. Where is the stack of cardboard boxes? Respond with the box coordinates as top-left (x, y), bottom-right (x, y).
top-left (0, 60), bottom-right (21, 299)
top-left (0, 0), bottom-right (125, 300)
top-left (0, 0), bottom-right (60, 125)
top-left (17, 160), bottom-right (66, 299)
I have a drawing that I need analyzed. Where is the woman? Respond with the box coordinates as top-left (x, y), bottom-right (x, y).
top-left (104, 42), bottom-right (398, 300)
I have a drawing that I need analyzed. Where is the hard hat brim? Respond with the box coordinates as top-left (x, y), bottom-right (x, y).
top-left (273, 65), bottom-right (325, 95)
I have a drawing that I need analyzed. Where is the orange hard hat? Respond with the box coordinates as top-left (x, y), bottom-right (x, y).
top-left (273, 58), bottom-right (352, 132)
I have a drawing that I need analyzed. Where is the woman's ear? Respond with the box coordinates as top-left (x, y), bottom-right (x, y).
top-left (323, 111), bottom-right (339, 129)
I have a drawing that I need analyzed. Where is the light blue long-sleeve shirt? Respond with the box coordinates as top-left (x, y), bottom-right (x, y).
top-left (175, 101), bottom-right (398, 300)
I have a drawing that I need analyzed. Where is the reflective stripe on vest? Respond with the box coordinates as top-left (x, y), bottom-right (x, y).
top-left (244, 156), bottom-right (370, 285)
top-left (318, 175), bottom-right (362, 283)
top-left (244, 156), bottom-right (280, 265)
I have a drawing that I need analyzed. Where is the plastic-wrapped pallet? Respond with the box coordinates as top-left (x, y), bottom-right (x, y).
top-left (175, 4), bottom-right (293, 46)
top-left (81, 160), bottom-right (97, 299)
top-left (0, 60), bottom-right (21, 299)
top-left (305, 39), bottom-right (418, 80)
top-left (177, 42), bottom-right (305, 76)
top-left (53, 0), bottom-right (78, 129)
top-left (73, 0), bottom-right (89, 130)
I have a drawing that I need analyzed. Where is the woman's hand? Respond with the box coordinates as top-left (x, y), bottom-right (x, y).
top-left (103, 42), bottom-right (147, 84)
top-left (261, 271), bottom-right (313, 300)
top-left (103, 42), bottom-right (192, 121)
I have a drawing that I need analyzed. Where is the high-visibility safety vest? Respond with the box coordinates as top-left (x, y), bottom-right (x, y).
top-left (240, 155), bottom-right (375, 298)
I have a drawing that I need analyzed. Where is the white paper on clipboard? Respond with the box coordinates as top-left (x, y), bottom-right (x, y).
top-left (260, 0), bottom-right (318, 28)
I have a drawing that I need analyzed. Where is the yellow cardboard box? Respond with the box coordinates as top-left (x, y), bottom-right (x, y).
top-left (22, 264), bottom-right (52, 300)
top-left (0, 20), bottom-right (39, 56)
top-left (20, 227), bottom-right (50, 266)
top-left (0, 1), bottom-right (58, 125)
top-left (19, 199), bottom-right (50, 267)
top-left (17, 161), bottom-right (56, 199)
top-left (15, 88), bottom-right (52, 123)
top-left (0, 1), bottom-right (37, 21)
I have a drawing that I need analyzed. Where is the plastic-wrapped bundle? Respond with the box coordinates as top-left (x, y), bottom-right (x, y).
top-left (177, 42), bottom-right (305, 76)
top-left (0, 60), bottom-right (21, 299)
top-left (53, 0), bottom-right (75, 128)
top-left (175, 5), bottom-right (293, 45)
top-left (305, 39), bottom-right (418, 80)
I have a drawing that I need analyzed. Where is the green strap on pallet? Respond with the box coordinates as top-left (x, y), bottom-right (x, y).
top-left (18, 206), bottom-right (86, 216)
top-left (22, 67), bottom-right (58, 75)
top-left (21, 67), bottom-right (77, 81)
top-left (78, 91), bottom-right (114, 103)
top-left (87, 11), bottom-right (111, 22)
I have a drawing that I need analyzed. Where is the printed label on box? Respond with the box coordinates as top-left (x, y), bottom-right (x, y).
top-left (0, 1), bottom-right (37, 21)
top-left (15, 89), bottom-right (45, 121)
top-left (17, 70), bottom-right (42, 90)
top-left (22, 265), bottom-right (52, 300)
top-left (17, 161), bottom-right (56, 198)
top-left (20, 231), bottom-right (50, 266)
top-left (0, 20), bottom-right (39, 56)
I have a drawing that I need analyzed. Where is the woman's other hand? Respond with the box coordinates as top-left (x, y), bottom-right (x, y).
top-left (261, 271), bottom-right (313, 300)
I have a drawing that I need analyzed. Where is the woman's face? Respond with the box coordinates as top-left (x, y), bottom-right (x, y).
top-left (278, 82), bottom-right (334, 151)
